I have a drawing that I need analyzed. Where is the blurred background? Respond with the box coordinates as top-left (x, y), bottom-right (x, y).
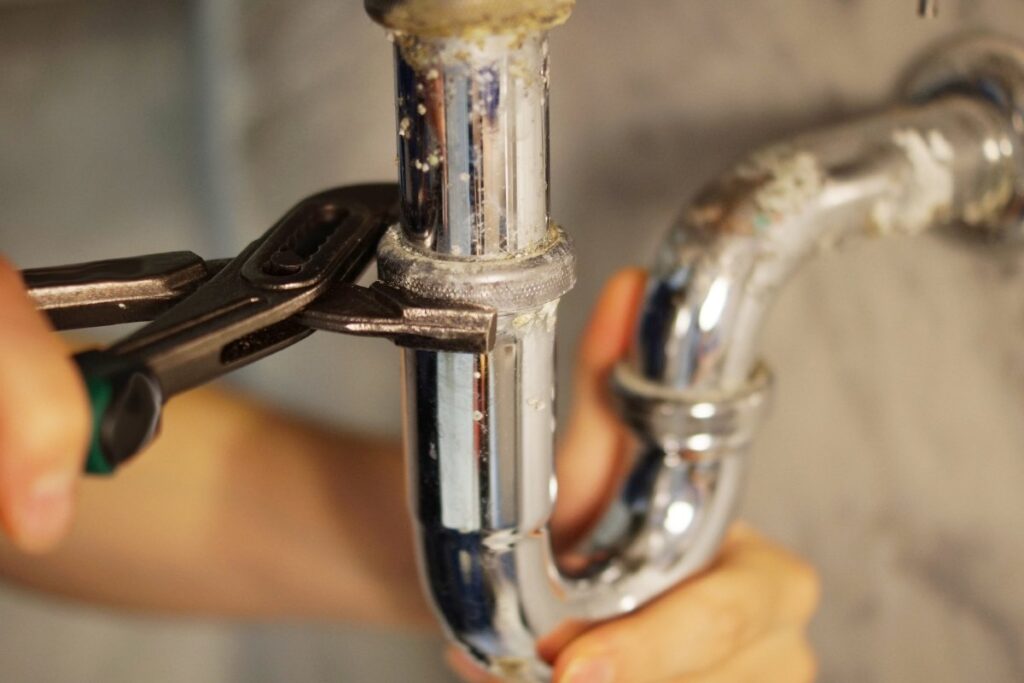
top-left (2, 0), bottom-right (1024, 680)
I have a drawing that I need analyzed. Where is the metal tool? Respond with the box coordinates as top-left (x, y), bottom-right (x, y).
top-left (22, 183), bottom-right (496, 475)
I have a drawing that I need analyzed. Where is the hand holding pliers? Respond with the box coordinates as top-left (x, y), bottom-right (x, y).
top-left (20, 184), bottom-right (494, 475)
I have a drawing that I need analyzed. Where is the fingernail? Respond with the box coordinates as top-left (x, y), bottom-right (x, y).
top-left (444, 648), bottom-right (491, 683)
top-left (561, 658), bottom-right (615, 683)
top-left (13, 471), bottom-right (74, 550)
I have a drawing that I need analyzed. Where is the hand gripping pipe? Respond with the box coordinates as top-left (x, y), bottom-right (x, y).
top-left (363, 1), bottom-right (1024, 675)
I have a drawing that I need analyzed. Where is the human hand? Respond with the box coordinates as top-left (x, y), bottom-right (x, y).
top-left (0, 255), bottom-right (426, 622)
top-left (0, 258), bottom-right (89, 553)
top-left (448, 270), bottom-right (820, 682)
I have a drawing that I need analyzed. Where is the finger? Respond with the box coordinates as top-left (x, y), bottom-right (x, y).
top-left (0, 258), bottom-right (89, 552)
top-left (716, 523), bottom-right (821, 627)
top-left (444, 647), bottom-right (502, 683)
top-left (552, 524), bottom-right (820, 682)
top-left (678, 628), bottom-right (817, 683)
top-left (552, 268), bottom-right (647, 547)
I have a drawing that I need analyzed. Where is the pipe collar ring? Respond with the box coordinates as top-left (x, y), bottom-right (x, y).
top-left (904, 34), bottom-right (1024, 239)
top-left (376, 224), bottom-right (576, 312)
top-left (611, 362), bottom-right (774, 460)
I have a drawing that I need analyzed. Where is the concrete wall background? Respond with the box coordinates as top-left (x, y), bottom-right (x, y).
top-left (2, 1), bottom-right (1024, 680)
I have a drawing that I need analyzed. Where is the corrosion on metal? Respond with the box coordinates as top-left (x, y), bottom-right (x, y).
top-left (366, 0), bottom-right (574, 38)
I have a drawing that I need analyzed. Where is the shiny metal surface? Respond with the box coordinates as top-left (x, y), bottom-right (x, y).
top-left (24, 251), bottom-right (215, 329)
top-left (612, 45), bottom-right (1023, 675)
top-left (375, 9), bottom-right (738, 679)
top-left (392, 30), bottom-right (550, 255)
top-left (376, 225), bottom-right (576, 311)
top-left (373, 6), bottom-right (757, 679)
top-left (904, 35), bottom-right (1024, 239)
top-left (370, 8), bottom-right (1024, 678)
top-left (383, 19), bottom-right (574, 681)
top-left (613, 361), bottom-right (773, 459)
top-left (627, 95), bottom-right (1019, 394)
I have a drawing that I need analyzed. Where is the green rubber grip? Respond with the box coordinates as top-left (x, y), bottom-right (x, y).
top-left (83, 376), bottom-right (115, 476)
top-left (76, 352), bottom-right (163, 477)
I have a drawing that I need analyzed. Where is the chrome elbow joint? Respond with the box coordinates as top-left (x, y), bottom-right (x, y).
top-left (365, 3), bottom-right (1024, 676)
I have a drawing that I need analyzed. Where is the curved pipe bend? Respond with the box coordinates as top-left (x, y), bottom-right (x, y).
top-left (611, 91), bottom-right (1021, 615)
top-left (627, 34), bottom-right (1024, 400)
top-left (613, 32), bottom-right (1024, 670)
top-left (624, 93), bottom-right (1020, 397)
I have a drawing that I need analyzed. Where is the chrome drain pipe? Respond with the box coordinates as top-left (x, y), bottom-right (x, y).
top-left (367, 2), bottom-right (579, 680)
top-left (364, 4), bottom-right (1024, 676)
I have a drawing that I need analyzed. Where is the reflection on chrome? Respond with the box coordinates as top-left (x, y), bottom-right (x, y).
top-left (363, 3), bottom-right (1024, 677)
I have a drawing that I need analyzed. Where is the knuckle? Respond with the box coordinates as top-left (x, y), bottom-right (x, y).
top-left (784, 557), bottom-right (822, 622)
top-left (716, 602), bottom-right (750, 646)
top-left (792, 636), bottom-right (819, 682)
top-left (610, 585), bottom-right (753, 674)
top-left (553, 634), bottom-right (618, 683)
top-left (719, 525), bottom-right (821, 626)
top-left (696, 590), bottom-right (753, 651)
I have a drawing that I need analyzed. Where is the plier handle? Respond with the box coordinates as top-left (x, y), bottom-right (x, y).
top-left (20, 184), bottom-right (495, 475)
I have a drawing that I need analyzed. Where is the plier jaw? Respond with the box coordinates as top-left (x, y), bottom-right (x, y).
top-left (21, 183), bottom-right (496, 474)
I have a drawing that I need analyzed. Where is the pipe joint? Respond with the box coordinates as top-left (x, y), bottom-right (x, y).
top-left (365, 0), bottom-right (574, 39)
top-left (612, 362), bottom-right (774, 460)
top-left (377, 224), bottom-right (576, 312)
top-left (904, 35), bottom-right (1024, 238)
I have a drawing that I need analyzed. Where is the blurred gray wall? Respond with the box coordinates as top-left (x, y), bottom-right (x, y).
top-left (2, 0), bottom-right (1024, 681)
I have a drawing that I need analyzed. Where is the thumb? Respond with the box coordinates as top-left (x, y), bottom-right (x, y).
top-left (0, 258), bottom-right (90, 552)
top-left (552, 268), bottom-right (647, 549)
